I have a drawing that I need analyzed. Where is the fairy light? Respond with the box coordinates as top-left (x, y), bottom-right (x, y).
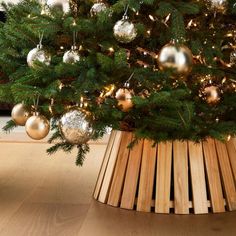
top-left (227, 135), bottom-right (231, 141)
top-left (60, 46), bottom-right (64, 50)
top-left (108, 47), bottom-right (114, 53)
top-left (149, 15), bottom-right (155, 21)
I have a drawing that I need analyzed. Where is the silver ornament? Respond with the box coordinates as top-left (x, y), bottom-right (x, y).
top-left (113, 16), bottom-right (137, 44)
top-left (47, 0), bottom-right (70, 13)
top-left (230, 50), bottom-right (236, 65)
top-left (207, 0), bottom-right (227, 13)
top-left (27, 44), bottom-right (51, 68)
top-left (90, 2), bottom-right (107, 16)
top-left (158, 44), bottom-right (193, 75)
top-left (63, 46), bottom-right (80, 64)
top-left (59, 109), bottom-right (93, 144)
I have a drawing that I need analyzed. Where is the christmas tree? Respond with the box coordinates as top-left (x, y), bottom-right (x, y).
top-left (0, 0), bottom-right (236, 165)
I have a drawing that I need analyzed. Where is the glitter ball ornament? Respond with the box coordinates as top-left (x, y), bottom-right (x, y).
top-left (47, 0), bottom-right (70, 13)
top-left (230, 50), bottom-right (236, 65)
top-left (202, 85), bottom-right (221, 104)
top-left (90, 2), bottom-right (107, 16)
top-left (11, 103), bottom-right (32, 126)
top-left (27, 45), bottom-right (51, 68)
top-left (59, 109), bottom-right (93, 144)
top-left (113, 16), bottom-right (137, 44)
top-left (25, 114), bottom-right (50, 140)
top-left (115, 88), bottom-right (133, 112)
top-left (63, 46), bottom-right (80, 64)
top-left (158, 44), bottom-right (193, 75)
top-left (207, 0), bottom-right (227, 13)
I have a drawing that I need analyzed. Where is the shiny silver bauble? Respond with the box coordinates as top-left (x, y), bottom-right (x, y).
top-left (47, 0), bottom-right (70, 13)
top-left (207, 0), bottom-right (227, 13)
top-left (63, 46), bottom-right (80, 64)
top-left (90, 2), bottom-right (107, 16)
top-left (158, 44), bottom-right (193, 75)
top-left (113, 16), bottom-right (137, 44)
top-left (27, 45), bottom-right (51, 68)
top-left (59, 109), bottom-right (93, 144)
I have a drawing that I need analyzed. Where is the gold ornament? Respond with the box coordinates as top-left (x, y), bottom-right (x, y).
top-left (207, 0), bottom-right (227, 13)
top-left (47, 0), bottom-right (70, 13)
top-left (11, 103), bottom-right (32, 126)
top-left (25, 114), bottom-right (50, 140)
top-left (202, 85), bottom-right (220, 104)
top-left (59, 109), bottom-right (93, 144)
top-left (115, 88), bottom-right (133, 112)
top-left (158, 44), bottom-right (193, 75)
top-left (113, 16), bottom-right (137, 44)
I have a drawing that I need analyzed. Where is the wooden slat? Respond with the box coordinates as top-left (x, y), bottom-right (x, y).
top-left (107, 132), bottom-right (133, 207)
top-left (226, 139), bottom-right (236, 184)
top-left (155, 142), bottom-right (172, 213)
top-left (173, 141), bottom-right (189, 214)
top-left (137, 140), bottom-right (157, 212)
top-left (93, 131), bottom-right (117, 199)
top-left (203, 139), bottom-right (225, 213)
top-left (215, 140), bottom-right (236, 211)
top-left (98, 131), bottom-right (122, 203)
top-left (188, 141), bottom-right (208, 214)
top-left (120, 139), bottom-right (144, 209)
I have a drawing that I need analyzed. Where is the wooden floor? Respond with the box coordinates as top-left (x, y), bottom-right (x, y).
top-left (0, 140), bottom-right (236, 235)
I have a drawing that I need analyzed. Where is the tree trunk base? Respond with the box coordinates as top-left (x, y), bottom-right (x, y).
top-left (94, 130), bottom-right (236, 214)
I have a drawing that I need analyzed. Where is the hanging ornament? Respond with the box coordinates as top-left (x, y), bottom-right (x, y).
top-left (59, 109), bottom-right (94, 144)
top-left (11, 103), bottom-right (32, 126)
top-left (158, 43), bottom-right (193, 75)
top-left (207, 0), bottom-right (227, 13)
top-left (27, 45), bottom-right (51, 68)
top-left (47, 0), bottom-right (70, 13)
top-left (25, 113), bottom-right (50, 140)
top-left (201, 85), bottom-right (221, 104)
top-left (90, 2), bottom-right (108, 17)
top-left (63, 45), bottom-right (80, 64)
top-left (113, 5), bottom-right (137, 44)
top-left (115, 88), bottom-right (134, 112)
top-left (230, 50), bottom-right (236, 65)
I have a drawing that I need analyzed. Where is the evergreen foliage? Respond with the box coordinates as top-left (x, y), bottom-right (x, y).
top-left (0, 0), bottom-right (236, 165)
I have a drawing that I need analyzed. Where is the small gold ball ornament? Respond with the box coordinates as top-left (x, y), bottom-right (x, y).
top-left (203, 85), bottom-right (220, 104)
top-left (113, 16), bottom-right (137, 44)
top-left (47, 0), bottom-right (70, 13)
top-left (25, 114), bottom-right (50, 140)
top-left (207, 0), bottom-right (227, 13)
top-left (59, 109), bottom-right (93, 144)
top-left (11, 103), bottom-right (32, 126)
top-left (158, 44), bottom-right (193, 75)
top-left (115, 88), bottom-right (133, 112)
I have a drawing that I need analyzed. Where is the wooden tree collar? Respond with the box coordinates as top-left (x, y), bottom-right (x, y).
top-left (94, 130), bottom-right (236, 214)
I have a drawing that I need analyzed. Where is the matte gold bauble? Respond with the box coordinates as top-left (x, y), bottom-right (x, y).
top-left (115, 88), bottom-right (133, 112)
top-left (25, 114), bottom-right (50, 140)
top-left (203, 85), bottom-right (220, 104)
top-left (158, 44), bottom-right (193, 75)
top-left (47, 0), bottom-right (70, 13)
top-left (11, 103), bottom-right (32, 126)
top-left (59, 109), bottom-right (93, 144)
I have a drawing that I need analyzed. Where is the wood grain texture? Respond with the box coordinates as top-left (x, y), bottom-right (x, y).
top-left (188, 141), bottom-right (208, 214)
top-left (98, 131), bottom-right (122, 203)
top-left (94, 131), bottom-right (117, 199)
top-left (215, 140), bottom-right (236, 211)
top-left (137, 140), bottom-right (157, 212)
top-left (120, 139), bottom-right (144, 210)
top-left (107, 132), bottom-right (133, 207)
top-left (203, 139), bottom-right (225, 213)
top-left (226, 139), bottom-right (236, 183)
top-left (173, 141), bottom-right (189, 214)
top-left (155, 142), bottom-right (172, 213)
